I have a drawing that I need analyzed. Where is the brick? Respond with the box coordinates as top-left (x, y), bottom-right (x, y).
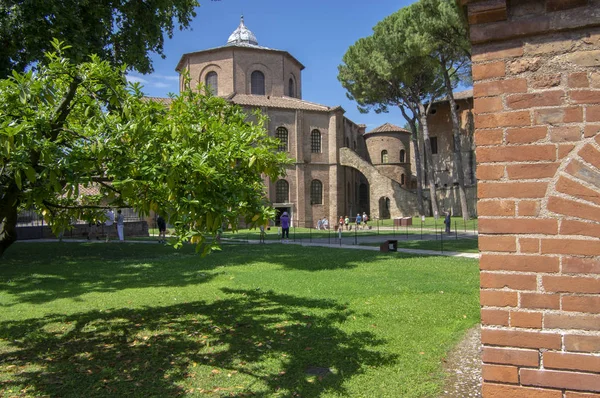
top-left (479, 219), bottom-right (558, 235)
top-left (478, 200), bottom-right (515, 216)
top-left (481, 290), bottom-right (518, 307)
top-left (556, 177), bottom-right (600, 207)
top-left (468, 0), bottom-right (508, 25)
top-left (511, 311), bottom-right (543, 328)
top-left (563, 296), bottom-right (600, 314)
top-left (474, 79), bottom-right (528, 98)
top-left (550, 126), bottom-right (581, 142)
top-left (475, 111), bottom-right (531, 128)
top-left (565, 392), bottom-right (600, 398)
top-left (480, 254), bottom-right (559, 273)
top-left (473, 61), bottom-right (506, 80)
top-left (481, 272), bottom-right (537, 290)
top-left (477, 145), bottom-right (555, 162)
top-left (482, 364), bottom-right (519, 384)
top-left (482, 383), bottom-right (561, 398)
top-left (560, 220), bottom-right (600, 239)
top-left (578, 143), bottom-right (600, 169)
top-left (477, 164), bottom-right (505, 180)
top-left (506, 126), bottom-right (547, 144)
top-left (563, 257), bottom-right (600, 274)
top-left (546, 313), bottom-right (600, 330)
top-left (588, 106), bottom-right (600, 122)
top-left (475, 129), bottom-right (503, 146)
top-left (472, 42), bottom-right (524, 62)
top-left (567, 50), bottom-right (600, 68)
top-left (482, 347), bottom-right (540, 367)
top-left (569, 72), bottom-right (590, 88)
top-left (479, 182), bottom-right (547, 198)
top-left (521, 369), bottom-right (600, 392)
top-left (508, 58), bottom-right (542, 74)
top-left (571, 90), bottom-right (600, 104)
top-left (543, 275), bottom-right (600, 294)
top-left (530, 74), bottom-right (562, 89)
top-left (545, 351), bottom-right (600, 373)
top-left (481, 329), bottom-right (561, 349)
top-left (542, 238), bottom-right (600, 256)
top-left (519, 238), bottom-right (539, 253)
top-left (507, 91), bottom-right (565, 110)
top-left (547, 197), bottom-right (600, 223)
top-left (565, 334), bottom-right (600, 352)
top-left (506, 163), bottom-right (559, 179)
top-left (592, 72), bottom-right (600, 88)
top-left (482, 308), bottom-right (510, 326)
top-left (585, 124), bottom-right (600, 137)
top-left (565, 159), bottom-right (600, 186)
top-left (546, 0), bottom-right (589, 12)
top-left (559, 144), bottom-right (576, 159)
top-left (526, 38), bottom-right (575, 56)
top-left (521, 293), bottom-right (561, 309)
top-left (518, 200), bottom-right (541, 217)
top-left (474, 96), bottom-right (504, 113)
top-left (534, 107), bottom-right (583, 124)
top-left (479, 235), bottom-right (516, 252)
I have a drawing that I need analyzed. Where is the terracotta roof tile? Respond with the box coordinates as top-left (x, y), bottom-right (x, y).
top-left (230, 94), bottom-right (333, 112)
top-left (143, 96), bottom-right (173, 106)
top-left (366, 122), bottom-right (411, 135)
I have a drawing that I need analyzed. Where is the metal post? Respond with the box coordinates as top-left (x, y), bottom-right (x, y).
top-left (455, 221), bottom-right (458, 240)
top-left (405, 224), bottom-right (408, 239)
top-left (421, 221), bottom-right (423, 240)
top-left (441, 228), bottom-right (444, 253)
top-left (309, 227), bottom-right (312, 243)
top-left (354, 227), bottom-right (357, 245)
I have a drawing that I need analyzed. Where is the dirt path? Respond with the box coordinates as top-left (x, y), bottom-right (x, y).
top-left (440, 325), bottom-right (482, 398)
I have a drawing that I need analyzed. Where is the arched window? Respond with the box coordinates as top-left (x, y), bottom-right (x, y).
top-left (276, 127), bottom-right (288, 152)
top-left (345, 137), bottom-right (350, 147)
top-left (205, 71), bottom-right (218, 96)
top-left (311, 180), bottom-right (323, 205)
top-left (275, 180), bottom-right (289, 203)
top-left (311, 129), bottom-right (321, 153)
top-left (288, 78), bottom-right (295, 98)
top-left (400, 149), bottom-right (406, 163)
top-left (401, 174), bottom-right (405, 185)
top-left (381, 150), bottom-right (388, 164)
top-left (251, 71), bottom-right (265, 95)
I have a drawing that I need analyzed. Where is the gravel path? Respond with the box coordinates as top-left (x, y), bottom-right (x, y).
top-left (440, 325), bottom-right (482, 398)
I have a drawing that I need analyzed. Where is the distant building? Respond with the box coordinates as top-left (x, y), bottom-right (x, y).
top-left (151, 17), bottom-right (475, 224)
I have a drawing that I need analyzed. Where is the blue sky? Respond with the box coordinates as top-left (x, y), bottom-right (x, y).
top-left (127, 0), bottom-right (417, 131)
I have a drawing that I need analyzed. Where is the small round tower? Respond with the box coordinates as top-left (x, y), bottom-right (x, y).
top-left (364, 123), bottom-right (412, 187)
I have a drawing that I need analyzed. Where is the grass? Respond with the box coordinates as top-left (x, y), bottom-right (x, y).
top-left (0, 242), bottom-right (479, 397)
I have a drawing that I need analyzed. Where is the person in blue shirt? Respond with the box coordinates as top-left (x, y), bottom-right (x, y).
top-left (355, 213), bottom-right (362, 229)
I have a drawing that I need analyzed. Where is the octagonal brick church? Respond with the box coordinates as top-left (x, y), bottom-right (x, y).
top-left (171, 17), bottom-right (421, 226)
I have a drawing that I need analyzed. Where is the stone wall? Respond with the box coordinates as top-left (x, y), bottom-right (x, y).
top-left (462, 0), bottom-right (600, 396)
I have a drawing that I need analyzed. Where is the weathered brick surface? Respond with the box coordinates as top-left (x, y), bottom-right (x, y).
top-left (466, 1), bottom-right (600, 396)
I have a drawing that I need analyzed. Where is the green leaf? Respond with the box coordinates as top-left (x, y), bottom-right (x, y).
top-left (24, 166), bottom-right (36, 183)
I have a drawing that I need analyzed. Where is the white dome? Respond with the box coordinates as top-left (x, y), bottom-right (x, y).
top-left (227, 16), bottom-right (258, 46)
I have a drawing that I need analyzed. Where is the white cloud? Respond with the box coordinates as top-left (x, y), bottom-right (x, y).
top-left (126, 74), bottom-right (148, 84)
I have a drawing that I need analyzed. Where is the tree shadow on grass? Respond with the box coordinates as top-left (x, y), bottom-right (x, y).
top-left (0, 243), bottom-right (403, 306)
top-left (0, 288), bottom-right (396, 397)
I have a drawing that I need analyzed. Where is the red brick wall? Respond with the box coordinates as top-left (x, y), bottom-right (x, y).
top-left (463, 0), bottom-right (600, 396)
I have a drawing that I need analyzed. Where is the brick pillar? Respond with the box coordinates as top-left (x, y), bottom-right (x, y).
top-left (462, 0), bottom-right (600, 396)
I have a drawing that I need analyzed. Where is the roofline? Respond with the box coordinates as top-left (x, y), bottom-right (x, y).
top-left (363, 129), bottom-right (411, 137)
top-left (175, 45), bottom-right (306, 72)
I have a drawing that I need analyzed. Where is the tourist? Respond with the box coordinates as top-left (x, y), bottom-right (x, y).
top-left (116, 209), bottom-right (125, 241)
top-left (157, 215), bottom-right (167, 243)
top-left (356, 213), bottom-right (362, 229)
top-left (444, 211), bottom-right (451, 234)
top-left (344, 215), bottom-right (349, 230)
top-left (363, 212), bottom-right (368, 229)
top-left (280, 211), bottom-right (290, 242)
top-left (317, 218), bottom-right (323, 230)
top-left (104, 208), bottom-right (115, 242)
top-left (322, 217), bottom-right (329, 230)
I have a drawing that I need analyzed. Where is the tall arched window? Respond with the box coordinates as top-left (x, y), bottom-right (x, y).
top-left (401, 174), bottom-right (405, 185)
top-left (311, 180), bottom-right (323, 205)
top-left (276, 127), bottom-right (288, 152)
top-left (275, 180), bottom-right (289, 203)
top-left (311, 129), bottom-right (321, 153)
top-left (205, 71), bottom-right (218, 96)
top-left (381, 150), bottom-right (388, 164)
top-left (251, 71), bottom-right (265, 95)
top-left (400, 149), bottom-right (406, 163)
top-left (288, 78), bottom-right (295, 98)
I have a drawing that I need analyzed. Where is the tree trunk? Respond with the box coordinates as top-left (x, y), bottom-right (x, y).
top-left (441, 63), bottom-right (470, 220)
top-left (418, 103), bottom-right (439, 219)
top-left (399, 108), bottom-right (425, 216)
top-left (0, 187), bottom-right (20, 257)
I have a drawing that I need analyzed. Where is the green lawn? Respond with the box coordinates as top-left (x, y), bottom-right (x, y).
top-left (361, 238), bottom-right (479, 254)
top-left (0, 242), bottom-right (479, 397)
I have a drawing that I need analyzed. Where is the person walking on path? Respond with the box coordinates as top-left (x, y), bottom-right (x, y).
top-left (105, 209), bottom-right (115, 242)
top-left (280, 211), bottom-right (290, 242)
top-left (362, 212), bottom-right (369, 229)
top-left (344, 216), bottom-right (350, 231)
top-left (116, 210), bottom-right (125, 241)
top-left (338, 216), bottom-right (344, 231)
top-left (157, 215), bottom-right (167, 243)
top-left (444, 211), bottom-right (451, 234)
top-left (355, 213), bottom-right (362, 229)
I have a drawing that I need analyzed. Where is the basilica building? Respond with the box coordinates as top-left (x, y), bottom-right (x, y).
top-left (165, 17), bottom-right (474, 226)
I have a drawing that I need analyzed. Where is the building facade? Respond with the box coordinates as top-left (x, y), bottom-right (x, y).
top-left (169, 17), bottom-right (469, 225)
